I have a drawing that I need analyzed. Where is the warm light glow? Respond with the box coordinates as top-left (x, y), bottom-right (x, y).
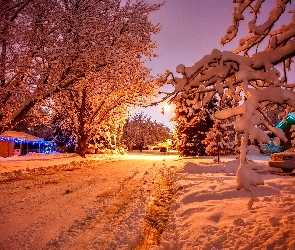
top-left (163, 103), bottom-right (171, 111)
top-left (124, 153), bottom-right (178, 160)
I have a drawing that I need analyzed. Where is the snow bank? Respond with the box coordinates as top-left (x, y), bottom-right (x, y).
top-left (180, 159), bottom-right (248, 176)
top-left (180, 162), bottom-right (225, 174)
top-left (0, 153), bottom-right (122, 182)
top-left (156, 156), bottom-right (295, 249)
top-left (247, 145), bottom-right (261, 155)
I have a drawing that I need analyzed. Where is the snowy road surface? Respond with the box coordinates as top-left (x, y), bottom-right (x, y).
top-left (0, 154), bottom-right (183, 250)
top-left (1, 152), bottom-right (295, 249)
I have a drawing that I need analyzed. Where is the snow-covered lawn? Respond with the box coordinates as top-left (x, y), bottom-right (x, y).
top-left (160, 158), bottom-right (295, 249)
top-left (0, 152), bottom-right (294, 249)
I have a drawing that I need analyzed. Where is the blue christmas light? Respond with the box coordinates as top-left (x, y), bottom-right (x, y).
top-left (0, 135), bottom-right (54, 155)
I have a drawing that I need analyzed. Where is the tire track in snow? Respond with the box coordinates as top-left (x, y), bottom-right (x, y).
top-left (44, 162), bottom-right (151, 250)
top-left (0, 157), bottom-right (182, 250)
top-left (134, 163), bottom-right (179, 250)
top-left (0, 159), bottom-right (149, 249)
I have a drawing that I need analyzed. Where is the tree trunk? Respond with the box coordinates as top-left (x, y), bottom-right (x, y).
top-left (75, 88), bottom-right (88, 158)
top-left (139, 137), bottom-right (144, 152)
top-left (76, 136), bottom-right (88, 158)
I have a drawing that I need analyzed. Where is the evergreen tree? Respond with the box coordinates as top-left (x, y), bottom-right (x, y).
top-left (175, 97), bottom-right (218, 156)
top-left (203, 120), bottom-right (236, 161)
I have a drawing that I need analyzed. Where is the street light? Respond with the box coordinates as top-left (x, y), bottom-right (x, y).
top-left (161, 103), bottom-right (171, 115)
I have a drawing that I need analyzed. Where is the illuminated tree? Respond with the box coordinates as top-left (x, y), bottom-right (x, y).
top-left (51, 60), bottom-right (158, 156)
top-left (0, 0), bottom-right (162, 139)
top-left (122, 112), bottom-right (171, 151)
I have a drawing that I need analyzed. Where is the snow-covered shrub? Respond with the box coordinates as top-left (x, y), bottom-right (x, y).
top-left (246, 145), bottom-right (261, 155)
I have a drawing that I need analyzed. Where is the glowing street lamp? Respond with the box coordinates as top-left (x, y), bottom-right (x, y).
top-left (161, 103), bottom-right (170, 115)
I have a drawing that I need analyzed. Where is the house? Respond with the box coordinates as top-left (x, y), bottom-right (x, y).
top-left (0, 131), bottom-right (52, 157)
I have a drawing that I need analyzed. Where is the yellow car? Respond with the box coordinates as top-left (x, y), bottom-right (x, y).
top-left (269, 148), bottom-right (295, 173)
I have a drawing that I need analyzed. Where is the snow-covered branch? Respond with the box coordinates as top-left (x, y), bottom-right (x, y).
top-left (161, 0), bottom-right (295, 193)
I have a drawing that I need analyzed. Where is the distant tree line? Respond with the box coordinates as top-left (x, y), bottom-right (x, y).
top-left (121, 112), bottom-right (172, 151)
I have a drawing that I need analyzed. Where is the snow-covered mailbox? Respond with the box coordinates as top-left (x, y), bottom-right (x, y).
top-left (0, 131), bottom-right (45, 157)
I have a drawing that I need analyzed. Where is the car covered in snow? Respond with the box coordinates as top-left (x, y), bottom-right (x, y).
top-left (269, 148), bottom-right (295, 173)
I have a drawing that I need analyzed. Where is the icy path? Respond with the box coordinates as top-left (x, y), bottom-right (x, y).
top-left (0, 155), bottom-right (182, 250)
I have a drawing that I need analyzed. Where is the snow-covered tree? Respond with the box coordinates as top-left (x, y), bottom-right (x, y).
top-left (122, 112), bottom-right (171, 151)
top-left (49, 114), bottom-right (76, 153)
top-left (203, 120), bottom-right (236, 161)
top-left (159, 0), bottom-right (295, 193)
top-left (0, 0), bottom-right (162, 137)
top-left (50, 59), bottom-right (158, 156)
top-left (175, 97), bottom-right (217, 156)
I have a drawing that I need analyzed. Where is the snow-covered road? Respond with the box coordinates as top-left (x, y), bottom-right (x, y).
top-left (1, 152), bottom-right (295, 249)
top-left (0, 155), bottom-right (183, 250)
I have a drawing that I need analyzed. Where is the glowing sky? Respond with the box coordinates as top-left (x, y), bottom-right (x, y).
top-left (134, 0), bottom-right (234, 129)
top-left (135, 0), bottom-right (292, 130)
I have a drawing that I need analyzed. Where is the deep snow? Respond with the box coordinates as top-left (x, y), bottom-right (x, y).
top-left (0, 152), bottom-right (295, 249)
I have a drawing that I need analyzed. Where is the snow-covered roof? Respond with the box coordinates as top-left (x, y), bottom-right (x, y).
top-left (0, 131), bottom-right (44, 141)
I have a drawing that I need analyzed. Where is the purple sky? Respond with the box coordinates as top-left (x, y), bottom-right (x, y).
top-left (135, 0), bottom-right (235, 129)
top-left (135, 0), bottom-right (293, 130)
